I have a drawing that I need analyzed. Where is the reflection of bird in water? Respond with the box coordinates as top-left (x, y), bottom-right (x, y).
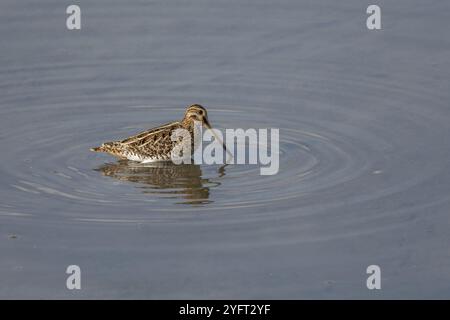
top-left (95, 161), bottom-right (226, 205)
top-left (90, 104), bottom-right (230, 162)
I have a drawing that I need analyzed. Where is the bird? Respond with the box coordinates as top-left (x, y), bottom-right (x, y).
top-left (90, 104), bottom-right (228, 163)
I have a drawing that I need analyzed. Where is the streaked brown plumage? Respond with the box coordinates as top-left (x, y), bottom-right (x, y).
top-left (90, 104), bottom-right (226, 163)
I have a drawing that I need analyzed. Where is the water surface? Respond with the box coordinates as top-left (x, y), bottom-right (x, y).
top-left (1, 0), bottom-right (450, 298)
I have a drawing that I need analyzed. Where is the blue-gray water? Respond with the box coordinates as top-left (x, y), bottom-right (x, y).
top-left (1, 0), bottom-right (450, 298)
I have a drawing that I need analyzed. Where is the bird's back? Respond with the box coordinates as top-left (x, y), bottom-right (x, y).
top-left (92, 121), bottom-right (189, 162)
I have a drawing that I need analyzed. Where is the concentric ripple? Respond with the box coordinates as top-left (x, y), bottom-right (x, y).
top-left (3, 0), bottom-right (450, 299)
top-left (1, 58), bottom-right (450, 239)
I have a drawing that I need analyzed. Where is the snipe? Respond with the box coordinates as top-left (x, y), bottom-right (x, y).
top-left (90, 104), bottom-right (227, 163)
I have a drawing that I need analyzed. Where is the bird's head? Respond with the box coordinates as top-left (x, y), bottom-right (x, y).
top-left (182, 104), bottom-right (232, 159)
top-left (183, 104), bottom-right (210, 128)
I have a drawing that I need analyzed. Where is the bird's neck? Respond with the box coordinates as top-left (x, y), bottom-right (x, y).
top-left (181, 118), bottom-right (195, 129)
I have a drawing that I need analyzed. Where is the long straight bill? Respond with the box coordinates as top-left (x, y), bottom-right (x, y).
top-left (204, 119), bottom-right (233, 162)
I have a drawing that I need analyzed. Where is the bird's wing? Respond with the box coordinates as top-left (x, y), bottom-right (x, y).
top-left (115, 121), bottom-right (189, 160)
top-left (120, 121), bottom-right (181, 147)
